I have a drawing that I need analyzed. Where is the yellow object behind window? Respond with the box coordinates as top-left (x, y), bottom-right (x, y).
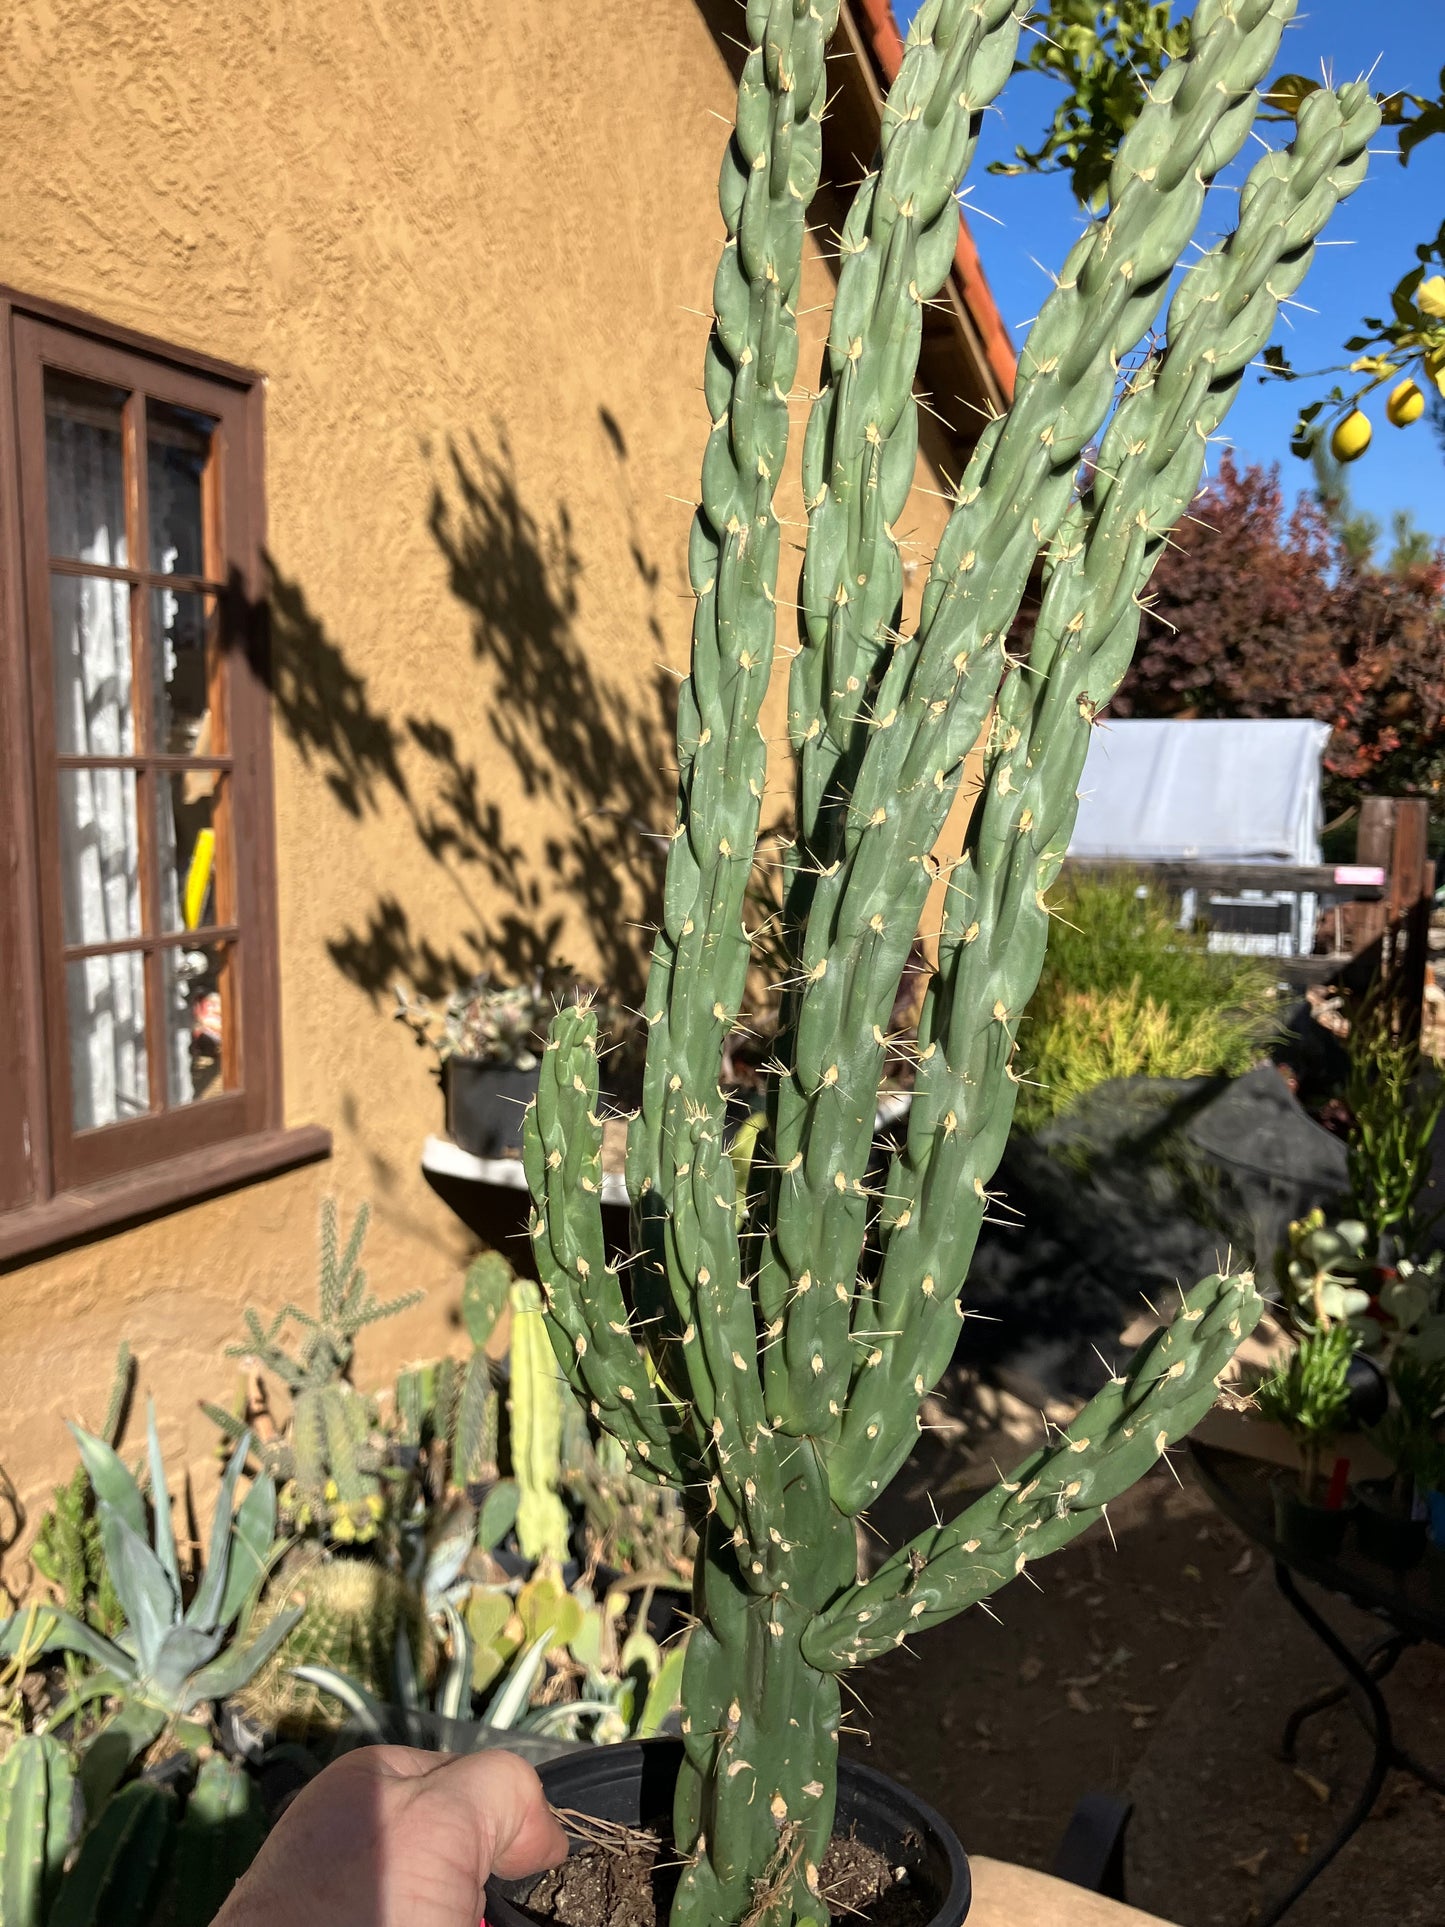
top-left (183, 827), bottom-right (216, 930)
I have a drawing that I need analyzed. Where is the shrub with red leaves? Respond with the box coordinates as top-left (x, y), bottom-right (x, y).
top-left (1113, 454), bottom-right (1445, 814)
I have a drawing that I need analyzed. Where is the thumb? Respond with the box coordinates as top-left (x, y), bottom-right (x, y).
top-left (410, 1749), bottom-right (570, 1883)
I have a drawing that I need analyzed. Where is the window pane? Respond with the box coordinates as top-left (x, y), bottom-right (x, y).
top-left (45, 372), bottom-right (129, 566)
top-left (163, 941), bottom-right (231, 1106)
top-left (157, 770), bottom-right (224, 933)
top-left (50, 574), bottom-right (134, 757)
top-left (58, 767), bottom-right (142, 947)
top-left (67, 951), bottom-right (150, 1130)
top-left (151, 588), bottom-right (217, 755)
top-left (148, 401), bottom-right (216, 577)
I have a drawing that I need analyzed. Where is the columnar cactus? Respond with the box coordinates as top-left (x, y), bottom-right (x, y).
top-left (508, 1281), bottom-right (570, 1565)
top-left (526, 4), bottom-right (1375, 1924)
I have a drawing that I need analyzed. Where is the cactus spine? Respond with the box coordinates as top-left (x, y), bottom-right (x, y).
top-left (527, 5), bottom-right (1373, 1924)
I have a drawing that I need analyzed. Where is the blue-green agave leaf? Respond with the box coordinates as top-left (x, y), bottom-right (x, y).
top-left (182, 1604), bottom-right (303, 1711)
top-left (289, 1664), bottom-right (389, 1742)
top-left (185, 1434), bottom-right (253, 1633)
top-left (217, 1470), bottom-right (279, 1630)
top-left (67, 1424), bottom-right (145, 1540)
top-left (96, 1509), bottom-right (176, 1677)
top-left (143, 1402), bottom-right (181, 1602)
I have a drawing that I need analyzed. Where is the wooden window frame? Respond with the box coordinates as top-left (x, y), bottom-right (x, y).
top-left (0, 289), bottom-right (328, 1265)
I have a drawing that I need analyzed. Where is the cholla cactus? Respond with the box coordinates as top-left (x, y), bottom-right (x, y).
top-left (221, 1201), bottom-right (422, 1393)
top-left (526, 5), bottom-right (1376, 1923)
top-left (204, 1201), bottom-right (419, 1543)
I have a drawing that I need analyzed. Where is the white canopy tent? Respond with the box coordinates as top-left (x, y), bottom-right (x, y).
top-left (1068, 718), bottom-right (1333, 955)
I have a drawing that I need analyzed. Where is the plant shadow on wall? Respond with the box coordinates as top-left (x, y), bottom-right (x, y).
top-left (261, 413), bottom-right (676, 1017)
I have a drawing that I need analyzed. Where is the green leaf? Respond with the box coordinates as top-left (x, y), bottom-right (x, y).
top-left (392, 1615), bottom-right (421, 1713)
top-left (476, 1479), bottom-right (519, 1552)
top-left (143, 1403), bottom-right (181, 1603)
top-left (148, 1623), bottom-right (225, 1701)
top-left (183, 1604), bottom-right (303, 1711)
top-left (289, 1664), bottom-right (388, 1741)
top-left (96, 1509), bottom-right (176, 1678)
top-left (637, 1639), bottom-right (687, 1739)
top-left (0, 1604), bottom-right (129, 1675)
top-left (484, 1631), bottom-right (552, 1730)
top-left (218, 1470), bottom-right (279, 1630)
top-left (77, 1703), bottom-right (167, 1820)
top-left (436, 1601), bottom-right (474, 1723)
top-left (186, 1434), bottom-right (253, 1633)
top-left (68, 1424), bottom-right (145, 1540)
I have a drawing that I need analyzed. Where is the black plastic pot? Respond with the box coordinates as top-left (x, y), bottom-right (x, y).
top-left (445, 1058), bottom-right (540, 1158)
top-left (485, 1737), bottom-right (970, 1927)
top-left (1343, 1351), bottom-right (1389, 1430)
top-left (1354, 1482), bottom-right (1428, 1571)
top-left (1271, 1480), bottom-right (1353, 1562)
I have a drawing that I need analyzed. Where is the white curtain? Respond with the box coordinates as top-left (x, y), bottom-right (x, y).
top-left (49, 403), bottom-right (148, 1131)
top-left (47, 398), bottom-right (196, 1126)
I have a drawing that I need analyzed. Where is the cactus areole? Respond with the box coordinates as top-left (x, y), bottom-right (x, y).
top-left (524, 3), bottom-right (1374, 1922)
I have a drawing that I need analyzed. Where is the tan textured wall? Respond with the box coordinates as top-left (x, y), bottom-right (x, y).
top-left (0, 0), bottom-right (958, 1566)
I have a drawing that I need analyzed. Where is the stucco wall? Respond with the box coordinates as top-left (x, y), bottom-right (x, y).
top-left (0, 0), bottom-right (962, 1564)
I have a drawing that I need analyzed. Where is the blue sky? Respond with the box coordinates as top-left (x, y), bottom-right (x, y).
top-left (892, 0), bottom-right (1445, 538)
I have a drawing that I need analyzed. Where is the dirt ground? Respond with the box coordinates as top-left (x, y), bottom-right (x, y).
top-left (851, 1429), bottom-right (1445, 1927)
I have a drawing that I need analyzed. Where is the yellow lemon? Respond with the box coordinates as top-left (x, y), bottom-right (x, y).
top-left (1330, 410), bottom-right (1372, 462)
top-left (1387, 378), bottom-right (1425, 427)
top-left (1427, 347), bottom-right (1445, 400)
top-left (1418, 275), bottom-right (1445, 320)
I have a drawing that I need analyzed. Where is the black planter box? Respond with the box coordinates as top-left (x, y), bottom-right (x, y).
top-left (445, 1058), bottom-right (541, 1158)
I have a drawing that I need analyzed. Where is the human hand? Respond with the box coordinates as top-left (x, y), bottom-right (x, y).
top-left (212, 1745), bottom-right (569, 1927)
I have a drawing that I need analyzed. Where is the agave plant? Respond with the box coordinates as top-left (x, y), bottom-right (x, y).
top-left (1, 1408), bottom-right (298, 1772)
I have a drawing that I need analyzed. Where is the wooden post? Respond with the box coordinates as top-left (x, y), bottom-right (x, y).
top-left (1353, 797), bottom-right (1433, 1035)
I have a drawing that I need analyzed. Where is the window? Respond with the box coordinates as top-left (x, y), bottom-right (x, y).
top-left (0, 291), bottom-right (328, 1261)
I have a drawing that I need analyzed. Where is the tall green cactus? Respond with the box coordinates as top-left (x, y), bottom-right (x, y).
top-left (526, 5), bottom-right (1375, 1924)
top-left (508, 1281), bottom-right (570, 1566)
top-left (0, 1734), bottom-right (76, 1926)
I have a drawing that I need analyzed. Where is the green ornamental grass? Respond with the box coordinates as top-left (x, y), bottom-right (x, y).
top-left (1018, 873), bottom-right (1280, 1125)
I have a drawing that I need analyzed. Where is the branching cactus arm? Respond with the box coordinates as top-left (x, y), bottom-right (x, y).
top-left (804, 1271), bottom-right (1261, 1668)
top-left (827, 75), bottom-right (1380, 1509)
top-left (788, 0), bottom-right (1030, 859)
top-left (765, 0), bottom-right (1298, 1459)
top-left (626, 0), bottom-right (840, 1233)
top-left (524, 1008), bottom-right (693, 1493)
top-left (756, 0), bottom-right (1030, 1423)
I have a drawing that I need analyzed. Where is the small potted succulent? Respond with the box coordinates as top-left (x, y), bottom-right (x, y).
top-left (1256, 1324), bottom-right (1359, 1560)
top-left (395, 970), bottom-right (602, 1158)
